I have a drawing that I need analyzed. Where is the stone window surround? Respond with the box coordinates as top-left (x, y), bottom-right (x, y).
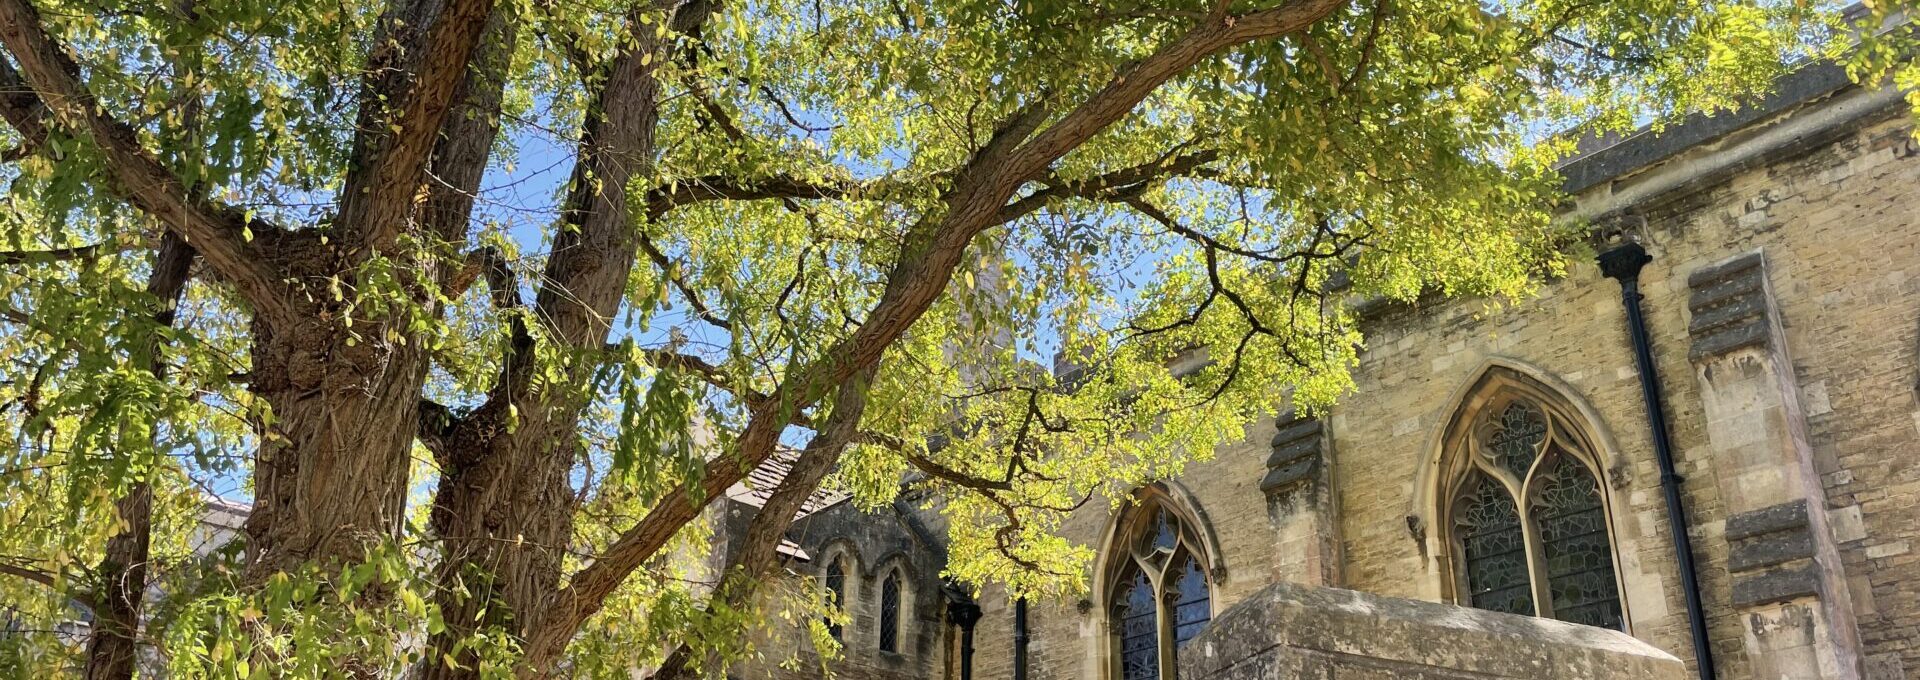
top-left (1407, 360), bottom-right (1640, 635)
top-left (811, 541), bottom-right (921, 661)
top-left (870, 555), bottom-right (916, 660)
top-left (814, 542), bottom-right (864, 650)
top-left (1088, 482), bottom-right (1225, 680)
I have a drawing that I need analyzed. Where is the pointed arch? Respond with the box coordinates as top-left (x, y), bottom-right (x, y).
top-left (1413, 360), bottom-right (1630, 630)
top-left (815, 541), bottom-right (863, 646)
top-left (866, 552), bottom-right (917, 658)
top-left (878, 569), bottom-right (901, 653)
top-left (1089, 482), bottom-right (1221, 680)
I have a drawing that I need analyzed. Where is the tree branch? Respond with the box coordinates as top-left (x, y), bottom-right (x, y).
top-left (648, 366), bottom-right (875, 680)
top-left (85, 232), bottom-right (193, 680)
top-left (641, 173), bottom-right (856, 220)
top-left (0, 561), bottom-right (92, 611)
top-left (517, 2), bottom-right (1350, 668)
top-left (417, 398), bottom-right (457, 467)
top-left (338, 0), bottom-right (503, 255)
top-left (994, 148), bottom-right (1220, 224)
top-left (0, 240), bottom-right (124, 266)
top-left (0, 4), bottom-right (291, 320)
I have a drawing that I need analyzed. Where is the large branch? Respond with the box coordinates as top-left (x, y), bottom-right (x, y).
top-left (421, 5), bottom-right (519, 250)
top-left (1004, 0), bottom-right (1350, 180)
top-left (337, 0), bottom-right (501, 255)
top-left (517, 1), bottom-right (1348, 670)
top-left (993, 148), bottom-right (1221, 224)
top-left (648, 367), bottom-right (875, 680)
top-left (640, 173), bottom-right (856, 219)
top-left (0, 0), bottom-right (290, 321)
top-left (812, 0), bottom-right (1348, 403)
top-left (85, 232), bottom-right (194, 680)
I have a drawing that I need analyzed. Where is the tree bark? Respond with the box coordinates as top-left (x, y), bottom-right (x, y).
top-left (241, 302), bottom-right (432, 578)
top-left (421, 3), bottom-right (716, 677)
top-left (649, 368), bottom-right (875, 680)
top-left (83, 234), bottom-right (195, 680)
top-left (240, 0), bottom-right (506, 583)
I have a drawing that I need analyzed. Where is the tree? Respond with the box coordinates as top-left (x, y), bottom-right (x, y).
top-left (0, 0), bottom-right (1889, 677)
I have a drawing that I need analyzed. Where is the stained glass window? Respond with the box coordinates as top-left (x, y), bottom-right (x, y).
top-left (1534, 453), bottom-right (1625, 630)
top-left (1449, 395), bottom-right (1625, 630)
top-left (1107, 491), bottom-right (1215, 680)
top-left (1116, 569), bottom-right (1158, 680)
top-left (824, 558), bottom-right (845, 641)
top-left (1455, 474), bottom-right (1533, 616)
top-left (878, 571), bottom-right (900, 653)
top-left (1170, 556), bottom-right (1212, 650)
top-left (1487, 402), bottom-right (1547, 479)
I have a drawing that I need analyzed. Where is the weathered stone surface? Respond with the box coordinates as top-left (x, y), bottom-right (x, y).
top-left (1687, 252), bottom-right (1774, 361)
top-left (1727, 500), bottom-right (1812, 541)
top-left (1262, 411), bottom-right (1326, 495)
top-left (1180, 582), bottom-right (1686, 680)
top-left (1732, 562), bottom-right (1822, 608)
top-left (1729, 528), bottom-right (1817, 573)
top-left (1727, 500), bottom-right (1819, 573)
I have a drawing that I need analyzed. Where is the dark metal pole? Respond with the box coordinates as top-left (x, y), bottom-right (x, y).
top-left (1013, 598), bottom-right (1029, 680)
top-left (1598, 242), bottom-right (1717, 680)
top-left (946, 598), bottom-right (980, 680)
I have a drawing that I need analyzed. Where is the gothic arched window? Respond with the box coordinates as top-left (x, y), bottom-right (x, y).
top-left (1444, 394), bottom-right (1625, 630)
top-left (824, 557), bottom-right (846, 641)
top-left (1105, 489), bottom-right (1214, 680)
top-left (878, 570), bottom-right (901, 653)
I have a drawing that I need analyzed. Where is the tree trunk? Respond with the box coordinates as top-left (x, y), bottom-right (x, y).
top-left (83, 234), bottom-right (194, 680)
top-left (419, 25), bottom-right (673, 675)
top-left (241, 238), bottom-right (432, 579)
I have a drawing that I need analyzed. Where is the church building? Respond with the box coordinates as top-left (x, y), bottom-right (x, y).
top-left (719, 57), bottom-right (1920, 680)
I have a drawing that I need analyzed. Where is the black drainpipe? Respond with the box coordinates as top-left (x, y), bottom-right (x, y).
top-left (1013, 598), bottom-right (1030, 680)
top-left (1598, 242), bottom-right (1716, 680)
top-left (945, 595), bottom-right (980, 680)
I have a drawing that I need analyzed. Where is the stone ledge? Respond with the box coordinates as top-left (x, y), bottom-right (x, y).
top-left (1729, 527), bottom-right (1816, 573)
top-left (1726, 499), bottom-right (1811, 540)
top-left (1731, 561), bottom-right (1821, 607)
top-left (1262, 411), bottom-right (1326, 495)
top-left (1725, 500), bottom-right (1819, 574)
top-left (1179, 582), bottom-right (1684, 680)
top-left (1687, 252), bottom-right (1774, 362)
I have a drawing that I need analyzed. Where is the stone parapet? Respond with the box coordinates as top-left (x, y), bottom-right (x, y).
top-left (1178, 581), bottom-right (1685, 680)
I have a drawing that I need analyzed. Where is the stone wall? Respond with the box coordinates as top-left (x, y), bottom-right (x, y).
top-left (732, 492), bottom-right (950, 680)
top-left (955, 77), bottom-right (1920, 680)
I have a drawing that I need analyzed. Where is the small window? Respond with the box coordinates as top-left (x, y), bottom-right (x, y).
top-left (824, 558), bottom-right (846, 641)
top-left (878, 570), bottom-right (901, 653)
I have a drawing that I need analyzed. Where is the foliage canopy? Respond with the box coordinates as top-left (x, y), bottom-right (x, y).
top-left (0, 0), bottom-right (1904, 676)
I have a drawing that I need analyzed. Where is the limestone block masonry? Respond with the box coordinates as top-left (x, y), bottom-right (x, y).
top-left (1685, 252), bottom-right (1863, 680)
top-left (1179, 582), bottom-right (1686, 680)
top-left (1263, 410), bottom-right (1342, 586)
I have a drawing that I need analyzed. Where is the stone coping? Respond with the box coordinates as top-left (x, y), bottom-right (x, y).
top-left (1179, 581), bottom-right (1684, 679)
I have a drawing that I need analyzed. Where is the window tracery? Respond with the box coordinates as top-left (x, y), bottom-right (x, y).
top-left (1444, 391), bottom-right (1624, 630)
top-left (1104, 490), bottom-right (1214, 680)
